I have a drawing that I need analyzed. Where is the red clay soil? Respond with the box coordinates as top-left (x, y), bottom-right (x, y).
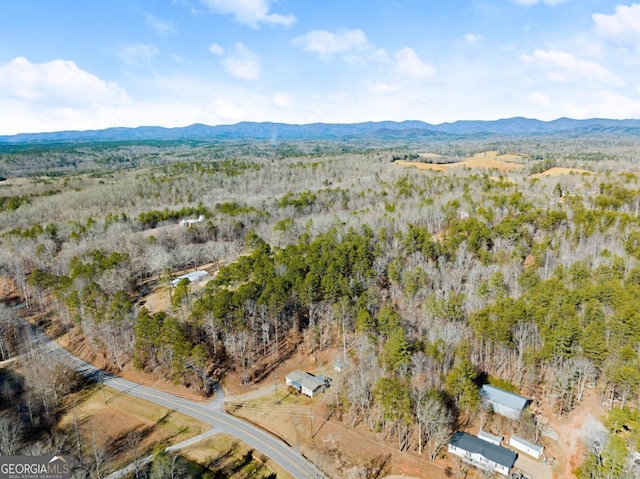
top-left (548, 391), bottom-right (604, 478)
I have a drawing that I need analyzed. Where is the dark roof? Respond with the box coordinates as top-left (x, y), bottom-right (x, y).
top-left (449, 432), bottom-right (517, 468)
top-left (480, 384), bottom-right (530, 411)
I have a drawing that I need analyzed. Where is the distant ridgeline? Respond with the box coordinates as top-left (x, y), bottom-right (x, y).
top-left (2, 117), bottom-right (640, 144)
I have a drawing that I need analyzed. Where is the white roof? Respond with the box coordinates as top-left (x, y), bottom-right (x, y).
top-left (286, 370), bottom-right (308, 382)
top-left (171, 270), bottom-right (210, 286)
top-left (480, 384), bottom-right (530, 412)
top-left (509, 435), bottom-right (544, 453)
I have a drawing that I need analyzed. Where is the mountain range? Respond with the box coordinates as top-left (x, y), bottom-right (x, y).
top-left (1, 117), bottom-right (640, 144)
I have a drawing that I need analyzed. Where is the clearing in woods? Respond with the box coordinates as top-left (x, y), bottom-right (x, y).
top-left (531, 167), bottom-right (593, 177)
top-left (396, 151), bottom-right (525, 172)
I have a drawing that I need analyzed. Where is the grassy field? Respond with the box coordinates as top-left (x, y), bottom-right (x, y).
top-left (59, 385), bottom-right (209, 471)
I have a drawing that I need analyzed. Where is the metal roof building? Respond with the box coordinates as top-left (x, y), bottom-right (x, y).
top-left (480, 384), bottom-right (531, 420)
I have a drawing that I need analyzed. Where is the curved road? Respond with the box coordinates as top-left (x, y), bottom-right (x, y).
top-left (21, 320), bottom-right (327, 479)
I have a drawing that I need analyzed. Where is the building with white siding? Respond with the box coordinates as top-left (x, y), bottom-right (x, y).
top-left (285, 370), bottom-right (326, 397)
top-left (449, 432), bottom-right (518, 476)
top-left (509, 435), bottom-right (544, 459)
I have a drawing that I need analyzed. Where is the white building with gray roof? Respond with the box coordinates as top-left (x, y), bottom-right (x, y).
top-left (285, 370), bottom-right (326, 398)
top-left (448, 432), bottom-right (518, 476)
top-left (480, 384), bottom-right (531, 420)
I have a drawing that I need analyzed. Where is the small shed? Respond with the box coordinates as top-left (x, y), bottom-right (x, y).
top-left (480, 384), bottom-right (531, 420)
top-left (448, 432), bottom-right (517, 477)
top-left (509, 435), bottom-right (544, 459)
top-left (478, 430), bottom-right (504, 446)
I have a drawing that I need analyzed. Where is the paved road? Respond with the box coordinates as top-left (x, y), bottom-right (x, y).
top-left (20, 319), bottom-right (327, 479)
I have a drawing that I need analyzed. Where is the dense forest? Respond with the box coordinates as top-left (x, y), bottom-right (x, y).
top-left (2, 133), bottom-right (640, 478)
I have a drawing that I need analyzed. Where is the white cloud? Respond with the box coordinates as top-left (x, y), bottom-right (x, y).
top-left (118, 44), bottom-right (158, 67)
top-left (526, 90), bottom-right (551, 107)
top-left (272, 93), bottom-right (291, 109)
top-left (564, 90), bottom-right (640, 118)
top-left (199, 0), bottom-right (295, 28)
top-left (366, 81), bottom-right (402, 94)
top-left (0, 57), bottom-right (134, 134)
top-left (394, 48), bottom-right (436, 81)
top-left (294, 29), bottom-right (388, 63)
top-left (510, 0), bottom-right (568, 5)
top-left (0, 57), bottom-right (131, 107)
top-left (365, 48), bottom-right (435, 95)
top-left (519, 49), bottom-right (624, 86)
top-left (208, 43), bottom-right (224, 55)
top-left (464, 33), bottom-right (483, 44)
top-left (145, 13), bottom-right (175, 35)
top-left (593, 3), bottom-right (640, 42)
top-left (222, 43), bottom-right (261, 80)
top-left (170, 53), bottom-right (191, 64)
top-left (583, 43), bottom-right (604, 57)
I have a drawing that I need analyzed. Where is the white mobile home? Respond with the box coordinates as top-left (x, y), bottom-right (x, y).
top-left (509, 435), bottom-right (544, 459)
top-left (449, 432), bottom-right (518, 477)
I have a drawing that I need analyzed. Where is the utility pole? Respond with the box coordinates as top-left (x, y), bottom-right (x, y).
top-left (101, 371), bottom-right (106, 404)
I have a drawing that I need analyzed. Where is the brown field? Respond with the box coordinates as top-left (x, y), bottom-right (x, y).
top-left (494, 152), bottom-right (525, 162)
top-left (59, 386), bottom-right (209, 471)
top-left (397, 151), bottom-right (525, 173)
top-left (532, 167), bottom-right (593, 177)
top-left (395, 160), bottom-right (449, 171)
top-left (181, 434), bottom-right (289, 479)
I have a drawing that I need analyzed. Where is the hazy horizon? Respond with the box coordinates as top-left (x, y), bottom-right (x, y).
top-left (1, 1), bottom-right (640, 135)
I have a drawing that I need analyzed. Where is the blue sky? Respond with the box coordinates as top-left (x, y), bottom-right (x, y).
top-left (0, 0), bottom-right (639, 134)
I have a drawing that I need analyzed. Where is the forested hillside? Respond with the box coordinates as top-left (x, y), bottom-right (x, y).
top-left (2, 134), bottom-right (640, 477)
